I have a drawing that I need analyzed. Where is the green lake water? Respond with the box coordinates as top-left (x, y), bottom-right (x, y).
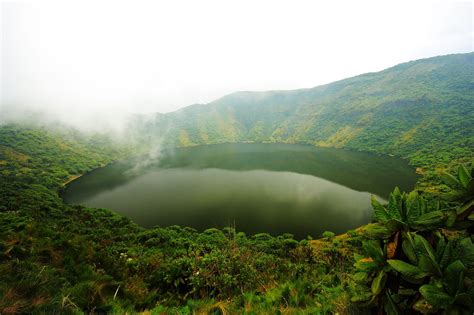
top-left (62, 143), bottom-right (419, 238)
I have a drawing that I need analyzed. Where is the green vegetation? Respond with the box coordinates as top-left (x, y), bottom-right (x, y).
top-left (139, 53), bottom-right (473, 191)
top-left (1, 53), bottom-right (473, 313)
top-left (0, 124), bottom-right (356, 313)
top-left (350, 165), bottom-right (474, 314)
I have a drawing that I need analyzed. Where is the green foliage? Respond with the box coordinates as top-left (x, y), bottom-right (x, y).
top-left (1, 52), bottom-right (474, 313)
top-left (370, 188), bottom-right (451, 234)
top-left (322, 231), bottom-right (336, 239)
top-left (140, 53), bottom-right (474, 178)
top-left (441, 164), bottom-right (474, 224)
top-left (350, 166), bottom-right (474, 314)
top-left (0, 124), bottom-right (354, 313)
top-left (1, 123), bottom-right (473, 313)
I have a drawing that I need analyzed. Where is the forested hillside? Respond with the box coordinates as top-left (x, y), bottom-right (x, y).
top-left (139, 53), bottom-right (473, 169)
top-left (0, 53), bottom-right (473, 313)
top-left (1, 123), bottom-right (472, 314)
top-left (0, 124), bottom-right (359, 313)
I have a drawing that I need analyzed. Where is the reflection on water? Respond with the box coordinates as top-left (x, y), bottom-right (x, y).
top-left (62, 144), bottom-right (418, 238)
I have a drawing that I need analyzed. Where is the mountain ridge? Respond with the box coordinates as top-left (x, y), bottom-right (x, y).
top-left (134, 52), bottom-right (473, 169)
top-left (168, 52), bottom-right (473, 112)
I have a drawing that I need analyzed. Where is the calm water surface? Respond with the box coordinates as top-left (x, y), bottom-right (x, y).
top-left (62, 144), bottom-right (419, 238)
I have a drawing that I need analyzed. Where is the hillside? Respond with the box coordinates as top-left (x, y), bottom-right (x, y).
top-left (139, 53), bottom-right (473, 169)
top-left (1, 121), bottom-right (472, 314)
top-left (0, 53), bottom-right (473, 314)
top-left (0, 124), bottom-right (359, 313)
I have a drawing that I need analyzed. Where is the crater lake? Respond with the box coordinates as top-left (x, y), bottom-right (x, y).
top-left (62, 143), bottom-right (419, 238)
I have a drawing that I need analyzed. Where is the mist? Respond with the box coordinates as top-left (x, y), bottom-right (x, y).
top-left (1, 1), bottom-right (473, 134)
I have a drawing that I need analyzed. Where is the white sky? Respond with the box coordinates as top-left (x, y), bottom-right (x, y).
top-left (1, 0), bottom-right (473, 114)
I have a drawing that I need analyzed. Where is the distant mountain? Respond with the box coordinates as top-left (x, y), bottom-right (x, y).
top-left (136, 53), bottom-right (474, 167)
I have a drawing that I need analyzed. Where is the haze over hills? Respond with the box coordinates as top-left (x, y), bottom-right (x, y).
top-left (134, 53), bottom-right (473, 167)
top-left (1, 53), bottom-right (473, 314)
top-left (2, 1), bottom-right (474, 312)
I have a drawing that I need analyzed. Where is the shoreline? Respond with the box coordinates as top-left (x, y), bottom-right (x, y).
top-left (62, 174), bottom-right (83, 186)
top-left (59, 142), bottom-right (420, 191)
top-left (60, 161), bottom-right (118, 189)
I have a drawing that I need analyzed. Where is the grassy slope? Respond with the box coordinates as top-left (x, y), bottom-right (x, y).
top-left (0, 124), bottom-right (355, 313)
top-left (147, 53), bottom-right (473, 174)
top-left (0, 53), bottom-right (473, 313)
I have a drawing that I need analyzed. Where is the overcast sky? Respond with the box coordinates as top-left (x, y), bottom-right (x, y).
top-left (1, 1), bottom-right (473, 115)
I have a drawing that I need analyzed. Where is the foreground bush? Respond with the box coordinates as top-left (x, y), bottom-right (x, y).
top-left (350, 163), bottom-right (474, 314)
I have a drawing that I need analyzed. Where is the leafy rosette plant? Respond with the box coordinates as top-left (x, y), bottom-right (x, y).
top-left (351, 240), bottom-right (393, 307)
top-left (366, 188), bottom-right (450, 239)
top-left (352, 233), bottom-right (474, 314)
top-left (441, 164), bottom-right (474, 225)
top-left (351, 165), bottom-right (474, 314)
top-left (389, 233), bottom-right (474, 314)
